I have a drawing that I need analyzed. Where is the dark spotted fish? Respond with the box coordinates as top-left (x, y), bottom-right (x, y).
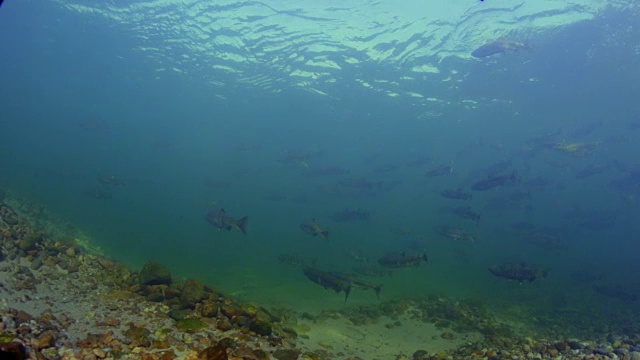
top-left (205, 208), bottom-right (248, 235)
top-left (488, 262), bottom-right (547, 283)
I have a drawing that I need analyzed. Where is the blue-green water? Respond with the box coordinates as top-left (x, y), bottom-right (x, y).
top-left (1, 0), bottom-right (639, 326)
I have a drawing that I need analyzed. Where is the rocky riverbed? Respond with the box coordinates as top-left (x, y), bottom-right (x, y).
top-left (2, 190), bottom-right (640, 360)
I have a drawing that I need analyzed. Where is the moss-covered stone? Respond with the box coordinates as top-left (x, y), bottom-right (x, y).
top-left (249, 317), bottom-right (272, 336)
top-left (176, 318), bottom-right (208, 332)
top-left (19, 232), bottom-right (43, 251)
top-left (124, 324), bottom-right (151, 347)
top-left (180, 278), bottom-right (205, 309)
top-left (139, 260), bottom-right (172, 286)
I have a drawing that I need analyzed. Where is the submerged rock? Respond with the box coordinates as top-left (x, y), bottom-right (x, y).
top-left (180, 278), bottom-right (205, 308)
top-left (198, 344), bottom-right (228, 360)
top-left (139, 260), bottom-right (172, 285)
top-left (0, 341), bottom-right (27, 360)
top-left (273, 348), bottom-right (301, 360)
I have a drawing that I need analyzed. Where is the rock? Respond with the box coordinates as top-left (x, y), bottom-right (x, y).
top-left (38, 330), bottom-right (57, 349)
top-left (176, 318), bottom-right (208, 332)
top-left (273, 349), bottom-right (301, 360)
top-left (40, 347), bottom-right (59, 360)
top-left (180, 278), bottom-right (205, 308)
top-left (168, 309), bottom-right (191, 321)
top-left (139, 260), bottom-right (172, 286)
top-left (19, 232), bottom-right (42, 251)
top-left (249, 318), bottom-right (272, 336)
top-left (216, 318), bottom-right (233, 332)
top-left (198, 345), bottom-right (228, 360)
top-left (630, 351), bottom-right (640, 360)
top-left (0, 341), bottom-right (27, 360)
top-left (15, 310), bottom-right (34, 325)
top-left (124, 324), bottom-right (151, 347)
top-left (201, 300), bottom-right (219, 318)
top-left (412, 350), bottom-right (428, 360)
top-left (30, 254), bottom-right (44, 270)
top-left (145, 292), bottom-right (166, 302)
top-left (440, 331), bottom-right (455, 340)
top-left (65, 247), bottom-right (76, 257)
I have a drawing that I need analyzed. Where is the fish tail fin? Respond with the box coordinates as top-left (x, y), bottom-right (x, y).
top-left (344, 286), bottom-right (351, 302)
top-left (236, 216), bottom-right (248, 235)
top-left (320, 229), bottom-right (329, 241)
top-left (422, 252), bottom-right (429, 263)
top-left (374, 285), bottom-right (382, 300)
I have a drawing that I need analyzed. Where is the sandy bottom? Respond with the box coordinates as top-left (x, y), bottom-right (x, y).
top-left (294, 313), bottom-right (481, 359)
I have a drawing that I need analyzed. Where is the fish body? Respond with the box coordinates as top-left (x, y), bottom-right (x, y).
top-left (205, 208), bottom-right (248, 234)
top-left (471, 172), bottom-right (519, 191)
top-left (330, 208), bottom-right (375, 222)
top-left (303, 268), bottom-right (352, 301)
top-left (98, 174), bottom-right (125, 186)
top-left (329, 272), bottom-right (382, 299)
top-left (378, 252), bottom-right (428, 269)
top-left (488, 263), bottom-right (547, 283)
top-left (472, 39), bottom-right (527, 58)
top-left (440, 188), bottom-right (472, 200)
top-left (452, 206), bottom-right (481, 224)
top-left (277, 254), bottom-right (315, 269)
top-left (425, 164), bottom-right (453, 178)
top-left (434, 225), bottom-right (475, 242)
top-left (300, 218), bottom-right (329, 240)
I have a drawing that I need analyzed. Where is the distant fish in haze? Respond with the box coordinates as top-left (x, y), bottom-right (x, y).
top-left (471, 172), bottom-right (519, 191)
top-left (440, 188), bottom-right (472, 200)
top-left (425, 164), bottom-right (453, 178)
top-left (205, 208), bottom-right (248, 235)
top-left (593, 284), bottom-right (639, 302)
top-left (305, 166), bottom-right (350, 177)
top-left (330, 208), bottom-right (375, 222)
top-left (300, 218), bottom-right (329, 240)
top-left (97, 174), bottom-right (125, 186)
top-left (471, 39), bottom-right (528, 58)
top-left (575, 163), bottom-right (607, 179)
top-left (488, 262), bottom-right (547, 283)
top-left (452, 206), bottom-right (481, 224)
top-left (378, 252), bottom-right (428, 269)
top-left (434, 225), bottom-right (475, 242)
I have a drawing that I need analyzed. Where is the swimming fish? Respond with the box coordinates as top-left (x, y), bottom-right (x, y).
top-left (205, 208), bottom-right (248, 235)
top-left (300, 218), bottom-right (329, 240)
top-left (471, 39), bottom-right (527, 58)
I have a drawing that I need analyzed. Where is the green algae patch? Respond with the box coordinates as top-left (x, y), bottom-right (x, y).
top-left (0, 334), bottom-right (15, 342)
top-left (176, 318), bottom-right (208, 332)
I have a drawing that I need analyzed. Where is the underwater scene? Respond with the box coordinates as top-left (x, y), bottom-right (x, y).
top-left (1, 0), bottom-right (640, 359)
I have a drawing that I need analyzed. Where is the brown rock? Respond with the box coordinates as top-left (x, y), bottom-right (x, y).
top-left (125, 324), bottom-right (151, 348)
top-left (440, 331), bottom-right (455, 340)
top-left (0, 341), bottom-right (27, 360)
top-left (273, 349), bottom-right (301, 360)
top-left (201, 300), bottom-right (219, 318)
top-left (15, 310), bottom-right (34, 324)
top-left (105, 317), bottom-right (121, 327)
top-left (92, 348), bottom-right (107, 359)
top-left (198, 345), bottom-right (228, 360)
top-left (216, 318), bottom-right (233, 332)
top-left (37, 330), bottom-right (57, 349)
